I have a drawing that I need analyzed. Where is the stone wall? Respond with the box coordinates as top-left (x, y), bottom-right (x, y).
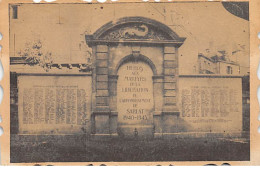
top-left (177, 76), bottom-right (243, 134)
top-left (17, 75), bottom-right (92, 134)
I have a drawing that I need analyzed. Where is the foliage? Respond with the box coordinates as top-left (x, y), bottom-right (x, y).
top-left (18, 40), bottom-right (53, 71)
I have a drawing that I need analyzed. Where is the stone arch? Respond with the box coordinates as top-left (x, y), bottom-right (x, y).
top-left (115, 54), bottom-right (157, 76)
top-left (87, 16), bottom-right (186, 139)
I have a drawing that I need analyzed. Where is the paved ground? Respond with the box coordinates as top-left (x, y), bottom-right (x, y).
top-left (10, 136), bottom-right (250, 163)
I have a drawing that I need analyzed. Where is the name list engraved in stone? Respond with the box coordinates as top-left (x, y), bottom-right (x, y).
top-left (22, 86), bottom-right (87, 126)
top-left (34, 88), bottom-right (45, 124)
top-left (45, 88), bottom-right (55, 124)
top-left (182, 86), bottom-right (240, 121)
top-left (77, 89), bottom-right (87, 125)
top-left (23, 88), bottom-right (34, 124)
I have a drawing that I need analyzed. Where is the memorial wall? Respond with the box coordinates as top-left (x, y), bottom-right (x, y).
top-left (18, 75), bottom-right (92, 134)
top-left (178, 76), bottom-right (243, 134)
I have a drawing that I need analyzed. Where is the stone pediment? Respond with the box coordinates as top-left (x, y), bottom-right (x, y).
top-left (86, 17), bottom-right (186, 46)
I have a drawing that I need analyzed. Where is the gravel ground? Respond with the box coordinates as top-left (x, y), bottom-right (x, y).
top-left (10, 136), bottom-right (250, 163)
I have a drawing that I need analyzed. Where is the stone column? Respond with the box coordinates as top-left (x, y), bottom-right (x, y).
top-left (93, 45), bottom-right (111, 138)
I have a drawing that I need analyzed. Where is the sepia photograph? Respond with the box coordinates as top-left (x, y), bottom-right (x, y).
top-left (8, 1), bottom-right (250, 163)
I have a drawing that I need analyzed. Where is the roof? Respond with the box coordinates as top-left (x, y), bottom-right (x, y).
top-left (198, 53), bottom-right (239, 66)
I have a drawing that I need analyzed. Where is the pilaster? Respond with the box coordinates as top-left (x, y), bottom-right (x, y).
top-left (93, 45), bottom-right (110, 135)
top-left (163, 46), bottom-right (178, 113)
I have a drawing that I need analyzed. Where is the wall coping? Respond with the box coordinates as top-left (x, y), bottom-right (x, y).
top-left (14, 72), bottom-right (92, 76)
top-left (179, 74), bottom-right (244, 78)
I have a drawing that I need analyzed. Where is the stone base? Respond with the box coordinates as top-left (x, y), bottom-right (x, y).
top-left (154, 132), bottom-right (243, 139)
top-left (89, 132), bottom-right (244, 140)
top-left (90, 133), bottom-right (118, 140)
top-left (117, 125), bottom-right (154, 139)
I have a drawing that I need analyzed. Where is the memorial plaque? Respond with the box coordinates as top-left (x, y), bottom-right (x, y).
top-left (117, 62), bottom-right (154, 136)
top-left (179, 77), bottom-right (243, 133)
top-left (18, 75), bottom-right (92, 134)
